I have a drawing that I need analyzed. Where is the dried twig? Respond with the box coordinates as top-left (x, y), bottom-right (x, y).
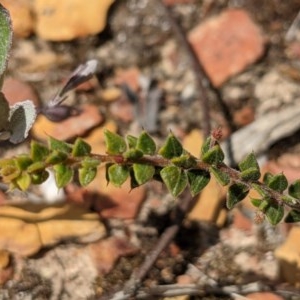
top-left (108, 281), bottom-right (272, 300)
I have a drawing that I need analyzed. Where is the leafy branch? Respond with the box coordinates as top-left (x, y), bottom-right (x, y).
top-left (1, 128), bottom-right (300, 225)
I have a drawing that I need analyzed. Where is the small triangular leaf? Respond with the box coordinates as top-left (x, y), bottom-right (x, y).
top-left (72, 138), bottom-right (91, 157)
top-left (201, 144), bottom-right (224, 165)
top-left (15, 172), bottom-right (31, 191)
top-left (126, 135), bottom-right (137, 149)
top-left (158, 133), bottom-right (183, 159)
top-left (104, 129), bottom-right (127, 155)
top-left (227, 183), bottom-right (249, 209)
top-left (79, 167), bottom-right (97, 187)
top-left (209, 166), bottom-right (230, 186)
top-left (124, 149), bottom-right (143, 160)
top-left (187, 169), bottom-right (210, 197)
top-left (53, 164), bottom-right (74, 188)
top-left (267, 173), bottom-right (288, 193)
top-left (201, 137), bottom-right (212, 156)
top-left (107, 164), bottom-right (129, 187)
top-left (171, 154), bottom-right (197, 169)
top-left (45, 150), bottom-right (68, 165)
top-left (240, 167), bottom-right (261, 181)
top-left (81, 157), bottom-right (100, 168)
top-left (285, 210), bottom-right (300, 223)
top-left (30, 141), bottom-right (49, 162)
top-left (251, 198), bottom-right (262, 208)
top-left (238, 152), bottom-right (259, 172)
top-left (31, 170), bottom-right (49, 185)
top-left (27, 161), bottom-right (46, 173)
top-left (136, 131), bottom-right (156, 155)
top-left (265, 203), bottom-right (284, 225)
top-left (288, 179), bottom-right (300, 199)
top-left (252, 183), bottom-right (270, 198)
top-left (133, 164), bottom-right (155, 185)
top-left (15, 155), bottom-right (33, 171)
top-left (160, 165), bottom-right (188, 197)
top-left (49, 137), bottom-right (72, 153)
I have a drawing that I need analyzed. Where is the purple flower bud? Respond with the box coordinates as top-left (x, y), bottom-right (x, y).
top-left (41, 105), bottom-right (80, 122)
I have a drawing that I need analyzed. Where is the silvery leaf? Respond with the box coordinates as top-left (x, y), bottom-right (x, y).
top-left (8, 100), bottom-right (37, 144)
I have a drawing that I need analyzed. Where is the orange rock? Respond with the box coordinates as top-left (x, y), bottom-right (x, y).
top-left (233, 105), bottom-right (255, 127)
top-left (275, 226), bottom-right (300, 285)
top-left (182, 129), bottom-right (203, 157)
top-left (188, 177), bottom-right (226, 223)
top-left (115, 67), bottom-right (141, 92)
top-left (0, 250), bottom-right (10, 269)
top-left (246, 292), bottom-right (284, 300)
top-left (100, 87), bottom-right (122, 102)
top-left (0, 203), bottom-right (106, 256)
top-left (89, 168), bottom-right (146, 219)
top-left (2, 77), bottom-right (40, 106)
top-left (32, 104), bottom-right (104, 141)
top-left (1, 0), bottom-right (34, 38)
top-left (0, 217), bottom-right (41, 256)
top-left (110, 96), bottom-right (135, 123)
top-left (189, 9), bottom-right (265, 87)
top-left (34, 0), bottom-right (115, 41)
top-left (89, 237), bottom-right (138, 275)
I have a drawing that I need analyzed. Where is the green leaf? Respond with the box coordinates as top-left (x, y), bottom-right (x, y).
top-left (136, 131), bottom-right (156, 155)
top-left (240, 167), bottom-right (261, 181)
top-left (265, 203), bottom-right (284, 225)
top-left (266, 173), bottom-right (288, 193)
top-left (158, 133), bottom-right (183, 159)
top-left (133, 164), bottom-right (155, 185)
top-left (124, 149), bottom-right (144, 160)
top-left (53, 164), bottom-right (74, 188)
top-left (201, 137), bottom-right (212, 156)
top-left (0, 160), bottom-right (20, 181)
top-left (27, 161), bottom-right (47, 173)
top-left (252, 183), bottom-right (270, 198)
top-left (209, 166), bottom-right (230, 186)
top-left (79, 167), bottom-right (97, 187)
top-left (160, 165), bottom-right (188, 197)
top-left (107, 164), bottom-right (129, 187)
top-left (15, 172), bottom-right (31, 191)
top-left (30, 141), bottom-right (49, 162)
top-left (238, 152), bottom-right (259, 172)
top-left (31, 170), bottom-right (49, 185)
top-left (0, 5), bottom-right (12, 87)
top-left (288, 179), bottom-right (300, 199)
top-left (15, 155), bottom-right (33, 171)
top-left (285, 210), bottom-right (300, 223)
top-left (49, 137), bottom-right (72, 153)
top-left (171, 154), bottom-right (197, 169)
top-left (201, 144), bottom-right (225, 165)
top-left (263, 172), bottom-right (273, 186)
top-left (81, 157), bottom-right (100, 168)
top-left (187, 169), bottom-right (210, 197)
top-left (72, 138), bottom-right (91, 157)
top-left (226, 183), bottom-right (249, 209)
top-left (126, 135), bottom-right (137, 149)
top-left (0, 93), bottom-right (9, 130)
top-left (104, 129), bottom-right (127, 155)
top-left (45, 150), bottom-right (68, 165)
top-left (251, 198), bottom-right (263, 208)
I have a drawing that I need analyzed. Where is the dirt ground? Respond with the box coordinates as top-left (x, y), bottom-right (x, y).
top-left (1, 0), bottom-right (300, 299)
